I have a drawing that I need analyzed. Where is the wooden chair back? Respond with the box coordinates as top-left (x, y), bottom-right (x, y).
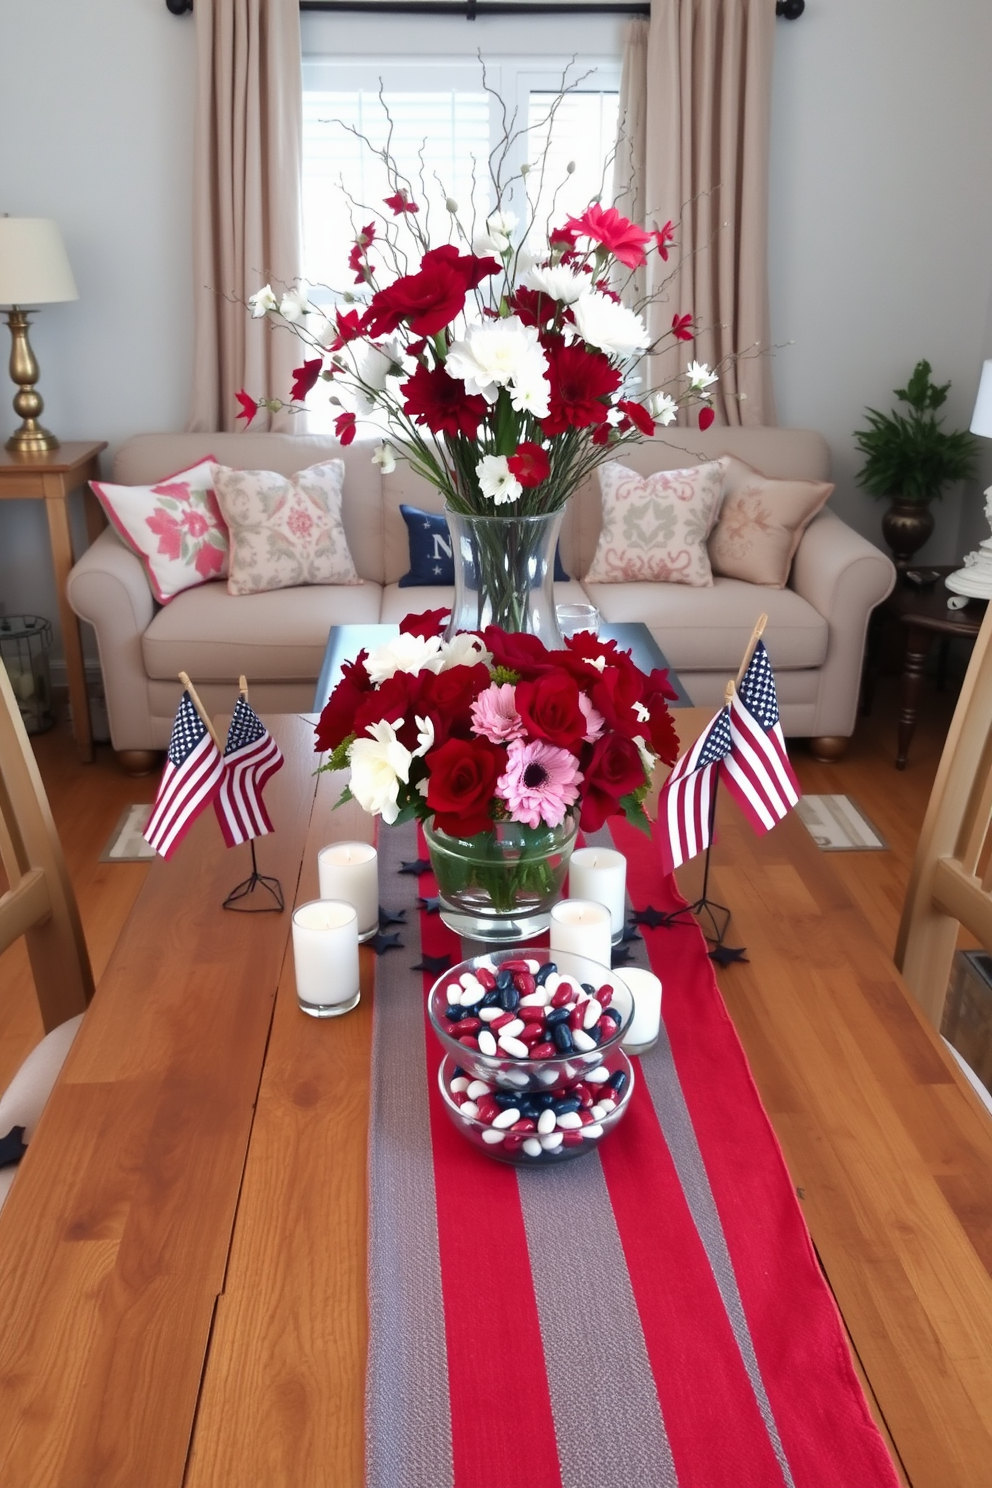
top-left (0, 660), bottom-right (93, 1030)
top-left (897, 600), bottom-right (992, 1026)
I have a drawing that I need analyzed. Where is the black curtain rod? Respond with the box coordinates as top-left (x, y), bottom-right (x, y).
top-left (167, 0), bottom-right (804, 17)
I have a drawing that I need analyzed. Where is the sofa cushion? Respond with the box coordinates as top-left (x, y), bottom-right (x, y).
top-left (398, 503), bottom-right (570, 587)
top-left (213, 461), bottom-right (360, 595)
top-left (708, 456), bottom-right (833, 587)
top-left (142, 578), bottom-right (382, 682)
top-left (585, 460), bottom-right (724, 585)
top-left (581, 577), bottom-right (828, 671)
top-left (91, 458), bottom-right (229, 604)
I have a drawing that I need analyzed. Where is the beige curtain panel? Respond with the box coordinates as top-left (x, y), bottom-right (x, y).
top-left (187, 0), bottom-right (304, 433)
top-left (616, 0), bottom-right (777, 426)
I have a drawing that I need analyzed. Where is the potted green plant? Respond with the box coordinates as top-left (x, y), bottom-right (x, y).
top-left (854, 360), bottom-right (979, 566)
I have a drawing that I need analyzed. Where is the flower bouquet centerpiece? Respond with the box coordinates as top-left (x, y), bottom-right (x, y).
top-left (240, 83), bottom-right (719, 645)
top-left (316, 609), bottom-right (679, 942)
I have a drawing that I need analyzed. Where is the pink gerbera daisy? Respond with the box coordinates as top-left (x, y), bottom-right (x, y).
top-left (471, 682), bottom-right (525, 745)
top-left (497, 738), bottom-right (582, 828)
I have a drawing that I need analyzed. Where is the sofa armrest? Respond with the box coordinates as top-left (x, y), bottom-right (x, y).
top-left (790, 509), bottom-right (896, 738)
top-left (67, 529), bottom-right (157, 752)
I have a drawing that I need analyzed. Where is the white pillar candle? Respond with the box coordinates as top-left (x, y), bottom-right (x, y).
top-left (567, 846), bottom-right (627, 940)
top-left (292, 899), bottom-right (360, 1018)
top-left (318, 841), bottom-right (379, 941)
top-left (620, 967), bottom-right (663, 1054)
top-left (549, 899), bottom-right (612, 969)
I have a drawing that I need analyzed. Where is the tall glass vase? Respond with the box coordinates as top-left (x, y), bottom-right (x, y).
top-left (445, 506), bottom-right (564, 646)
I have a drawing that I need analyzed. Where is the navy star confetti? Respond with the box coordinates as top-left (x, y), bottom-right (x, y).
top-left (371, 931), bottom-right (404, 955)
top-left (378, 906), bottom-right (407, 926)
top-left (399, 858), bottom-right (432, 877)
top-left (709, 943), bottom-right (749, 966)
top-left (412, 952), bottom-right (452, 974)
top-left (0, 1125), bottom-right (27, 1169)
top-left (418, 895), bottom-right (441, 915)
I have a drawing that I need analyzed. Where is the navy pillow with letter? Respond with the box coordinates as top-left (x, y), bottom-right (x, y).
top-left (398, 505), bottom-right (569, 587)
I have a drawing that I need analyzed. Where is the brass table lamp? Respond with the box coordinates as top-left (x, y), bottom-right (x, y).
top-left (0, 217), bottom-right (78, 453)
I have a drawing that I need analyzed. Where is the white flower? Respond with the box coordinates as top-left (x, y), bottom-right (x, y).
top-left (371, 443), bottom-right (397, 474)
top-left (348, 719), bottom-right (411, 824)
top-left (508, 374), bottom-right (550, 419)
top-left (440, 633), bottom-right (492, 670)
top-left (649, 391), bottom-right (678, 427)
top-left (633, 699), bottom-right (650, 723)
top-left (633, 734), bottom-right (658, 780)
top-left (413, 714), bottom-right (435, 758)
top-left (366, 632), bottom-right (444, 683)
top-left (348, 337), bottom-right (404, 415)
top-left (687, 360), bottom-right (719, 392)
top-left (279, 285), bottom-right (312, 323)
top-left (248, 284), bottom-right (278, 318)
top-left (523, 263), bottom-right (586, 305)
top-left (446, 317), bottom-right (549, 405)
top-left (473, 209), bottom-right (518, 255)
top-left (477, 454), bottom-right (522, 507)
top-left (572, 293), bottom-right (650, 358)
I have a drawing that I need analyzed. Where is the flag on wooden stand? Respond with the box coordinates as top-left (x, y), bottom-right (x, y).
top-left (144, 691), bottom-right (225, 859)
top-left (214, 696), bottom-right (284, 847)
top-left (658, 704), bottom-right (733, 875)
top-left (724, 641), bottom-right (800, 833)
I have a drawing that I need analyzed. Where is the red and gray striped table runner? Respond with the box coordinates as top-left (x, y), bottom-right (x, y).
top-left (366, 818), bottom-right (900, 1488)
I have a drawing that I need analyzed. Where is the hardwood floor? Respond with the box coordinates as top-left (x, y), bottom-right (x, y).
top-left (0, 674), bottom-right (963, 1099)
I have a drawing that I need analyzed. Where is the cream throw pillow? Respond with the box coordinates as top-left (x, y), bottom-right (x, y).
top-left (213, 460), bottom-right (361, 596)
top-left (708, 456), bottom-right (833, 588)
top-left (586, 460), bottom-right (725, 586)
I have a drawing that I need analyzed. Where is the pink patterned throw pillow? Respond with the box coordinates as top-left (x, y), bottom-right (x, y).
top-left (708, 456), bottom-right (833, 587)
top-left (91, 457), bottom-right (228, 604)
top-left (585, 460), bottom-right (725, 586)
top-left (212, 460), bottom-right (361, 596)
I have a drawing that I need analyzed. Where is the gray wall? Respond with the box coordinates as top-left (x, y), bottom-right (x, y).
top-left (1, 0), bottom-right (991, 659)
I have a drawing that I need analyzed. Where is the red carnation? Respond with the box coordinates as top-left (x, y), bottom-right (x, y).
top-left (509, 286), bottom-right (559, 328)
top-left (335, 411), bottom-right (358, 445)
top-left (401, 363), bottom-right (488, 439)
top-left (653, 220), bottom-right (676, 260)
top-left (235, 389), bottom-right (258, 425)
top-left (541, 342), bottom-right (622, 436)
top-left (399, 608), bottom-right (449, 639)
top-left (290, 358), bottom-right (323, 402)
top-left (507, 442), bottom-right (550, 488)
top-left (617, 398), bottom-right (655, 436)
top-left (426, 737), bottom-right (507, 837)
top-left (564, 203), bottom-right (652, 270)
top-left (698, 406), bottom-right (715, 432)
top-left (364, 245), bottom-right (499, 339)
top-left (579, 733), bottom-right (646, 832)
top-left (549, 224), bottom-right (579, 254)
top-left (671, 312), bottom-right (694, 342)
top-left (384, 190), bottom-right (419, 215)
top-left (314, 651), bottom-right (373, 752)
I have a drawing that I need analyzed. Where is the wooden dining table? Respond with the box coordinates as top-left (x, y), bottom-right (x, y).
top-left (2, 709), bottom-right (992, 1488)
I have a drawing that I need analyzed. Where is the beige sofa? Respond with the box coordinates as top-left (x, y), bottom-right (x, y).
top-left (67, 428), bottom-right (895, 772)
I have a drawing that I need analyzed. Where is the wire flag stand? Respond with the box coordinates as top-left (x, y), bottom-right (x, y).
top-left (223, 837), bottom-right (285, 913)
top-left (650, 763), bottom-right (731, 945)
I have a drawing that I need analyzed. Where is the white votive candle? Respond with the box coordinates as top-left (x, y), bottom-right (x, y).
top-left (549, 899), bottom-right (612, 969)
top-left (620, 967), bottom-right (663, 1054)
top-left (292, 899), bottom-right (360, 1018)
top-left (568, 846), bottom-right (627, 940)
top-left (318, 841), bottom-right (379, 941)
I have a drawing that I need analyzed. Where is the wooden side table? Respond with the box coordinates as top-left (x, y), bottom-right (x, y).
top-left (0, 442), bottom-right (108, 761)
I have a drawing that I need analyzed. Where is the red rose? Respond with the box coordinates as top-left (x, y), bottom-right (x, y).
top-left (399, 608), bottom-right (449, 640)
top-left (482, 628), bottom-right (559, 678)
top-left (420, 663), bottom-right (492, 742)
top-left (515, 671), bottom-right (587, 749)
top-left (401, 363), bottom-right (488, 439)
top-left (579, 733), bottom-right (646, 832)
top-left (541, 342), bottom-right (622, 436)
top-left (426, 737), bottom-right (507, 837)
top-left (354, 671), bottom-right (423, 751)
top-left (364, 246), bottom-right (499, 339)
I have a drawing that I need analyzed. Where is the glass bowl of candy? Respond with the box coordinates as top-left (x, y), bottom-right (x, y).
top-left (437, 1048), bottom-right (635, 1165)
top-left (427, 949), bottom-right (634, 1094)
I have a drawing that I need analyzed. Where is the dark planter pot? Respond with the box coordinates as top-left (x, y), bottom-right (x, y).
top-left (881, 498), bottom-right (935, 568)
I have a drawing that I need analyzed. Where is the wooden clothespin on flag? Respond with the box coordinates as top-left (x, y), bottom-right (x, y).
top-left (216, 674), bottom-right (286, 913)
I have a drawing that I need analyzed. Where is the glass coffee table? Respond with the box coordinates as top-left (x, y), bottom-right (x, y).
top-left (314, 621), bottom-right (690, 712)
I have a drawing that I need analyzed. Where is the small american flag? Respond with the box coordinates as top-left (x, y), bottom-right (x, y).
top-left (724, 641), bottom-right (800, 833)
top-left (144, 692), bottom-right (225, 860)
top-left (658, 704), bottom-right (733, 875)
top-left (214, 696), bottom-right (284, 847)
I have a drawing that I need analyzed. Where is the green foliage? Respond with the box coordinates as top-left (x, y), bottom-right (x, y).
top-left (854, 360), bottom-right (978, 505)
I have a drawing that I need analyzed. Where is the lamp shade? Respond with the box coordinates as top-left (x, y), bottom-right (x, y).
top-left (0, 218), bottom-right (78, 307)
top-left (971, 360), bottom-right (992, 438)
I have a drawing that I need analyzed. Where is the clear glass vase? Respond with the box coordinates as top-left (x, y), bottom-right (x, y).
top-left (444, 506), bottom-right (564, 647)
top-left (424, 813), bottom-right (578, 943)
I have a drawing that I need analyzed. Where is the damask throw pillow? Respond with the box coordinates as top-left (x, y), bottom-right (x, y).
top-left (585, 460), bottom-right (725, 586)
top-left (398, 504), bottom-right (570, 587)
top-left (212, 460), bottom-right (361, 596)
top-left (708, 456), bottom-right (833, 587)
top-left (91, 457), bottom-right (228, 604)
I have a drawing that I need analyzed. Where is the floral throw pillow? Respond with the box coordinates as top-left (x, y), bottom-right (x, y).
top-left (585, 460), bottom-right (725, 586)
top-left (212, 460), bottom-right (361, 596)
top-left (91, 457), bottom-right (228, 605)
top-left (708, 456), bottom-right (833, 588)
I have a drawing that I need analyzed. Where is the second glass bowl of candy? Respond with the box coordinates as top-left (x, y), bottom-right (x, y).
top-left (427, 948), bottom-right (634, 1094)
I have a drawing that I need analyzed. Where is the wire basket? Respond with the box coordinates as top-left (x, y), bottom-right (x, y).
top-left (0, 614), bottom-right (55, 734)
